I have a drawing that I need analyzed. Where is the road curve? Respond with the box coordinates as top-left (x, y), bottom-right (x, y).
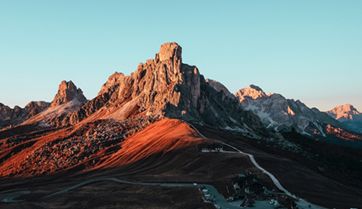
top-left (187, 123), bottom-right (325, 209)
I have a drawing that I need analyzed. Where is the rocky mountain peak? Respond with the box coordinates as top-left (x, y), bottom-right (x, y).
top-left (67, 42), bottom-right (265, 136)
top-left (51, 80), bottom-right (87, 107)
top-left (340, 104), bottom-right (359, 113)
top-left (328, 104), bottom-right (360, 120)
top-left (235, 85), bottom-right (341, 136)
top-left (156, 42), bottom-right (182, 62)
top-left (235, 84), bottom-right (267, 102)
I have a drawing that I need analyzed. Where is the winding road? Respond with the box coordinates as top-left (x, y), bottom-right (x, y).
top-left (188, 123), bottom-right (325, 209)
top-left (0, 177), bottom-right (270, 209)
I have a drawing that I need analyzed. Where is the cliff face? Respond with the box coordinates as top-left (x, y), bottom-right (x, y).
top-left (50, 80), bottom-right (87, 107)
top-left (69, 42), bottom-right (265, 134)
top-left (22, 80), bottom-right (87, 127)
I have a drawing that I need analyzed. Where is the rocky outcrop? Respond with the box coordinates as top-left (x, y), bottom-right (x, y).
top-left (69, 42), bottom-right (266, 135)
top-left (235, 85), bottom-right (340, 137)
top-left (158, 42), bottom-right (182, 62)
top-left (51, 80), bottom-right (87, 107)
top-left (25, 101), bottom-right (50, 116)
top-left (0, 103), bottom-right (19, 128)
top-left (22, 81), bottom-right (87, 127)
top-left (0, 101), bottom-right (50, 129)
top-left (327, 104), bottom-right (360, 121)
top-left (328, 104), bottom-right (362, 134)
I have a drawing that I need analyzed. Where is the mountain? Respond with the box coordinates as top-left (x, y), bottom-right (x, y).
top-left (1, 43), bottom-right (362, 209)
top-left (235, 85), bottom-right (360, 141)
top-left (0, 101), bottom-right (50, 129)
top-left (50, 80), bottom-right (87, 107)
top-left (328, 104), bottom-right (361, 121)
top-left (0, 42), bottom-right (267, 177)
top-left (328, 104), bottom-right (362, 134)
top-left (66, 42), bottom-right (266, 136)
top-left (22, 80), bottom-right (87, 127)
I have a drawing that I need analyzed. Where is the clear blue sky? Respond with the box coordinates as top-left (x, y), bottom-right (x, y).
top-left (1, 0), bottom-right (361, 111)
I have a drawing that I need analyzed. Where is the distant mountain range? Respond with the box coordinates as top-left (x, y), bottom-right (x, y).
top-left (234, 85), bottom-right (362, 141)
top-left (0, 43), bottom-right (360, 143)
top-left (235, 85), bottom-right (337, 136)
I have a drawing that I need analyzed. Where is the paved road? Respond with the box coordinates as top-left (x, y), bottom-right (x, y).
top-left (0, 177), bottom-right (270, 209)
top-left (188, 123), bottom-right (325, 209)
top-left (43, 178), bottom-right (272, 209)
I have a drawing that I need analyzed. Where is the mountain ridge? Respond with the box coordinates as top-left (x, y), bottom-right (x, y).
top-left (1, 42), bottom-right (362, 209)
top-left (0, 101), bottom-right (50, 129)
top-left (21, 80), bottom-right (88, 127)
top-left (328, 104), bottom-right (362, 134)
top-left (235, 84), bottom-right (362, 142)
top-left (62, 42), bottom-right (267, 137)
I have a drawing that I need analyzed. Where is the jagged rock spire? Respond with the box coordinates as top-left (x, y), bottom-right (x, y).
top-left (156, 42), bottom-right (182, 62)
top-left (51, 80), bottom-right (87, 107)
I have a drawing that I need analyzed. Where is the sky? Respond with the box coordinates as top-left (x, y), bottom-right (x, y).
top-left (0, 0), bottom-right (361, 111)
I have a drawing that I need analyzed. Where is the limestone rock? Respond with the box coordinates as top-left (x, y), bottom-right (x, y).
top-left (328, 104), bottom-right (362, 134)
top-left (235, 85), bottom-right (340, 136)
top-left (157, 42), bottom-right (182, 62)
top-left (69, 42), bottom-right (266, 136)
top-left (21, 81), bottom-right (87, 128)
top-left (328, 104), bottom-right (360, 121)
top-left (51, 80), bottom-right (87, 107)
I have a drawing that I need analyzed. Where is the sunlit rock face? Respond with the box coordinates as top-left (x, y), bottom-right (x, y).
top-left (21, 80), bottom-right (87, 128)
top-left (236, 85), bottom-right (267, 102)
top-left (51, 80), bottom-right (87, 107)
top-left (158, 42), bottom-right (182, 62)
top-left (235, 85), bottom-right (340, 136)
top-left (325, 124), bottom-right (362, 141)
top-left (328, 104), bottom-right (362, 134)
top-left (1, 43), bottom-right (264, 135)
top-left (67, 42), bottom-right (265, 134)
top-left (328, 104), bottom-right (360, 121)
top-left (0, 81), bottom-right (88, 129)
